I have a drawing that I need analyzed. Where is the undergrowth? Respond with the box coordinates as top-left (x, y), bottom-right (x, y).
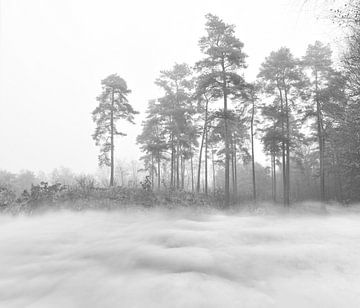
top-left (0, 179), bottom-right (221, 214)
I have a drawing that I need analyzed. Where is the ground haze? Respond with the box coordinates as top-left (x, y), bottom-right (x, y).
top-left (0, 206), bottom-right (359, 307)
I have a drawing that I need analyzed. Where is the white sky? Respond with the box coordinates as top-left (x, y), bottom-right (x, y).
top-left (0, 0), bottom-right (345, 174)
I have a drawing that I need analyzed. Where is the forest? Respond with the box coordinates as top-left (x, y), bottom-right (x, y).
top-left (98, 5), bottom-right (360, 207)
top-left (1, 2), bottom-right (360, 211)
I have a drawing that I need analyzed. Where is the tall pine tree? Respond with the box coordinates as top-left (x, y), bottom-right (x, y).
top-left (196, 14), bottom-right (247, 206)
top-left (92, 74), bottom-right (138, 186)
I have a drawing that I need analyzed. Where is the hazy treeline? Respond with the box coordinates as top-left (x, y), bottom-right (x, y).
top-left (0, 161), bottom-right (142, 196)
top-left (133, 7), bottom-right (360, 206)
top-left (3, 3), bottom-right (360, 208)
top-left (89, 5), bottom-right (360, 206)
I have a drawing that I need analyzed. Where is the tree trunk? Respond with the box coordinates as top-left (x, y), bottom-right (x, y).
top-left (191, 154), bottom-right (194, 193)
top-left (205, 113), bottom-right (208, 195)
top-left (197, 97), bottom-right (209, 194)
top-left (234, 140), bottom-right (237, 201)
top-left (271, 154), bottom-right (274, 201)
top-left (151, 154), bottom-right (154, 190)
top-left (197, 125), bottom-right (205, 193)
top-left (315, 70), bottom-right (325, 202)
top-left (176, 143), bottom-right (180, 189)
top-left (222, 59), bottom-right (230, 207)
top-left (231, 137), bottom-right (235, 202)
top-left (272, 154), bottom-right (277, 203)
top-left (171, 133), bottom-right (174, 188)
top-left (224, 96), bottom-right (230, 207)
top-left (212, 148), bottom-right (216, 195)
top-left (157, 156), bottom-right (161, 190)
top-left (278, 87), bottom-right (287, 206)
top-left (110, 88), bottom-right (115, 186)
top-left (284, 85), bottom-right (290, 206)
top-left (181, 155), bottom-right (185, 190)
top-left (251, 99), bottom-right (256, 202)
top-left (335, 152), bottom-right (343, 203)
top-left (321, 137), bottom-right (325, 200)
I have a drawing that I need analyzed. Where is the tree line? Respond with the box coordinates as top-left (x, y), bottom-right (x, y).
top-left (93, 8), bottom-right (360, 206)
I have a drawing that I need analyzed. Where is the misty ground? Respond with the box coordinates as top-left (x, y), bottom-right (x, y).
top-left (0, 204), bottom-right (360, 308)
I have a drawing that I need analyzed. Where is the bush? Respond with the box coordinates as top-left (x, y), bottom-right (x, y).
top-left (0, 186), bottom-right (16, 207)
top-left (0, 177), bottom-right (222, 214)
top-left (28, 182), bottom-right (66, 204)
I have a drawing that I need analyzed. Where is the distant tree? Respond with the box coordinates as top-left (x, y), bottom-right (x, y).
top-left (320, 71), bottom-right (350, 201)
top-left (209, 108), bottom-right (250, 201)
top-left (92, 74), bottom-right (138, 186)
top-left (137, 100), bottom-right (168, 190)
top-left (194, 74), bottom-right (220, 195)
top-left (50, 167), bottom-right (75, 186)
top-left (260, 102), bottom-right (283, 203)
top-left (331, 1), bottom-right (360, 202)
top-left (303, 41), bottom-right (334, 201)
top-left (14, 170), bottom-right (38, 194)
top-left (0, 170), bottom-right (16, 188)
top-left (115, 159), bottom-right (129, 186)
top-left (243, 83), bottom-right (260, 203)
top-left (258, 47), bottom-right (306, 206)
top-left (154, 63), bottom-right (195, 189)
top-left (196, 14), bottom-right (247, 206)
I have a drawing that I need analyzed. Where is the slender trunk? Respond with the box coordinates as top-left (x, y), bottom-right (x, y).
top-left (110, 88), bottom-right (115, 186)
top-left (157, 156), bottom-right (161, 190)
top-left (271, 154), bottom-right (274, 201)
top-left (181, 156), bottom-right (185, 190)
top-left (335, 152), bottom-right (343, 202)
top-left (197, 126), bottom-right (205, 193)
top-left (191, 154), bottom-right (194, 193)
top-left (221, 59), bottom-right (230, 207)
top-left (251, 99), bottom-right (256, 202)
top-left (205, 112), bottom-right (208, 195)
top-left (224, 97), bottom-right (230, 206)
top-left (315, 70), bottom-right (325, 202)
top-left (176, 143), bottom-right (180, 189)
top-left (198, 97), bottom-right (209, 194)
top-left (273, 154), bottom-right (277, 203)
top-left (321, 137), bottom-right (325, 199)
top-left (234, 140), bottom-right (237, 201)
top-left (284, 84), bottom-right (290, 206)
top-left (231, 137), bottom-right (235, 201)
top-left (170, 133), bottom-right (174, 188)
top-left (212, 148), bottom-right (216, 195)
top-left (151, 154), bottom-right (154, 190)
top-left (278, 87), bottom-right (286, 206)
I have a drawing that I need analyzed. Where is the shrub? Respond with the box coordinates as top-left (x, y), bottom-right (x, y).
top-left (0, 186), bottom-right (16, 207)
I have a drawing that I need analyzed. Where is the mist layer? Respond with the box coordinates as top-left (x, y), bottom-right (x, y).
top-left (0, 208), bottom-right (359, 307)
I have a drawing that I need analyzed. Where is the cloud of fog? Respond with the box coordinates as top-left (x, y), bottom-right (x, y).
top-left (0, 206), bottom-right (359, 307)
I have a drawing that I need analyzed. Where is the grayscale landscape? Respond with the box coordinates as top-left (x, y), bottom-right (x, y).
top-left (1, 0), bottom-right (360, 307)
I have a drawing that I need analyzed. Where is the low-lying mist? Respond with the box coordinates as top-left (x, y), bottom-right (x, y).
top-left (0, 205), bottom-right (359, 307)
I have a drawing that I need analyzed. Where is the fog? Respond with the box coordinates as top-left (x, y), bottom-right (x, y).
top-left (0, 206), bottom-right (359, 307)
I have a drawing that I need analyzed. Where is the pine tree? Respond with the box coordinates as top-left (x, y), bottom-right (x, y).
top-left (196, 14), bottom-right (247, 206)
top-left (194, 74), bottom-right (221, 194)
top-left (245, 84), bottom-right (260, 203)
top-left (258, 48), bottom-right (306, 206)
top-left (137, 100), bottom-right (168, 190)
top-left (303, 41), bottom-right (334, 201)
top-left (92, 74), bottom-right (138, 186)
top-left (155, 63), bottom-right (195, 189)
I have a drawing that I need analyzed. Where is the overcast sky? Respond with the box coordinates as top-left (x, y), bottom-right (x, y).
top-left (0, 0), bottom-right (345, 174)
